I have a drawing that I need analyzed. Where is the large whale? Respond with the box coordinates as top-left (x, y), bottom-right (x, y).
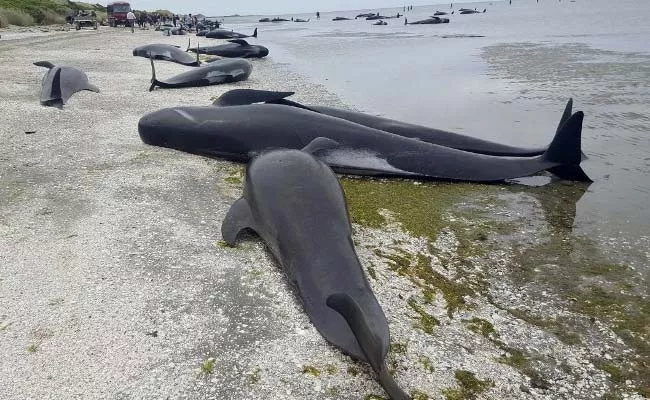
top-left (188, 39), bottom-right (269, 58)
top-left (133, 42), bottom-right (203, 66)
top-left (205, 28), bottom-right (257, 39)
top-left (147, 58), bottom-right (252, 91)
top-left (138, 102), bottom-right (590, 182)
top-left (211, 89), bottom-right (578, 159)
top-left (222, 149), bottom-right (410, 400)
top-left (333, 16), bottom-right (351, 21)
top-left (34, 61), bottom-right (99, 108)
top-left (405, 17), bottom-right (449, 24)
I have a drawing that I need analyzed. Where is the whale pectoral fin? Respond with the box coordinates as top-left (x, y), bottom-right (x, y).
top-left (212, 89), bottom-right (295, 106)
top-left (34, 61), bottom-right (56, 69)
top-left (85, 83), bottom-right (100, 93)
top-left (221, 197), bottom-right (256, 245)
top-left (301, 137), bottom-right (340, 155)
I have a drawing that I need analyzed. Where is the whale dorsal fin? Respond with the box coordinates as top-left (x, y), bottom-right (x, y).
top-left (301, 137), bottom-right (340, 155)
top-left (221, 197), bottom-right (257, 245)
top-left (228, 39), bottom-right (249, 46)
top-left (212, 89), bottom-right (295, 106)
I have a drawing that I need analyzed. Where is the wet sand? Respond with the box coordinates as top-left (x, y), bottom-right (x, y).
top-left (0, 27), bottom-right (648, 399)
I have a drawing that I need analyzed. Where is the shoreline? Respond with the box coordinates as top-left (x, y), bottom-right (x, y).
top-left (0, 28), bottom-right (648, 399)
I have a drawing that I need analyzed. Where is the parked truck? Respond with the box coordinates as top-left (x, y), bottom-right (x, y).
top-left (107, 1), bottom-right (132, 27)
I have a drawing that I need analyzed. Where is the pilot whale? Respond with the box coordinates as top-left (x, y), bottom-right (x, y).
top-left (138, 102), bottom-right (590, 182)
top-left (222, 149), bottom-right (410, 400)
top-left (188, 39), bottom-right (269, 58)
top-left (133, 42), bottom-right (203, 66)
top-left (147, 57), bottom-right (252, 91)
top-left (211, 89), bottom-right (579, 159)
top-left (34, 61), bottom-right (99, 108)
top-left (205, 27), bottom-right (257, 39)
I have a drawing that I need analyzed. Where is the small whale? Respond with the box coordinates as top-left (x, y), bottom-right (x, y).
top-left (205, 28), bottom-right (257, 39)
top-left (188, 39), bottom-right (268, 58)
top-left (333, 16), bottom-right (351, 21)
top-left (222, 149), bottom-right (411, 400)
top-left (405, 17), bottom-right (449, 24)
top-left (147, 57), bottom-right (252, 91)
top-left (34, 61), bottom-right (99, 108)
top-left (133, 41), bottom-right (202, 66)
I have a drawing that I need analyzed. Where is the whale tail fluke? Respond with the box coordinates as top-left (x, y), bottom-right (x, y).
top-left (542, 111), bottom-right (592, 182)
top-left (327, 293), bottom-right (411, 400)
top-left (252, 27), bottom-right (258, 37)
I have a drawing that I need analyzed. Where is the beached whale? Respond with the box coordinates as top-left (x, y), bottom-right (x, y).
top-left (212, 89), bottom-right (578, 159)
top-left (147, 58), bottom-right (252, 91)
top-left (138, 102), bottom-right (590, 182)
top-left (405, 17), bottom-right (449, 24)
top-left (196, 30), bottom-right (208, 36)
top-left (333, 16), bottom-right (351, 21)
top-left (205, 28), bottom-right (257, 39)
top-left (294, 18), bottom-right (310, 22)
top-left (34, 61), bottom-right (99, 108)
top-left (188, 39), bottom-right (268, 58)
top-left (222, 149), bottom-right (410, 400)
top-left (433, 11), bottom-right (448, 15)
top-left (373, 20), bottom-right (388, 25)
top-left (271, 17), bottom-right (289, 22)
top-left (356, 13), bottom-right (376, 19)
top-left (259, 18), bottom-right (271, 22)
top-left (367, 13), bottom-right (401, 20)
top-left (133, 42), bottom-right (203, 66)
top-left (460, 9), bottom-right (486, 14)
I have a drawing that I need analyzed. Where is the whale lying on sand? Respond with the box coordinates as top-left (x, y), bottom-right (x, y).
top-left (205, 28), bottom-right (257, 39)
top-left (188, 39), bottom-right (269, 58)
top-left (133, 42), bottom-right (203, 66)
top-left (147, 58), bottom-right (252, 91)
top-left (211, 89), bottom-right (580, 159)
top-left (34, 61), bottom-right (99, 108)
top-left (138, 99), bottom-right (590, 182)
top-left (222, 149), bottom-right (410, 400)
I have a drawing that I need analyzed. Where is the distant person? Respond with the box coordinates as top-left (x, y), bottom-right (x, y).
top-left (316, 11), bottom-right (320, 19)
top-left (126, 11), bottom-right (136, 32)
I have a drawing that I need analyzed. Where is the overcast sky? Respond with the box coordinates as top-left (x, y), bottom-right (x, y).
top-left (120, 1), bottom-right (446, 15)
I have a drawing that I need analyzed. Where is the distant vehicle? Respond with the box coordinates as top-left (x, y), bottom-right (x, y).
top-left (107, 1), bottom-right (131, 27)
top-left (74, 10), bottom-right (98, 30)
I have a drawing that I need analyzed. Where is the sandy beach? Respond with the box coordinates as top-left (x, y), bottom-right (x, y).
top-left (0, 25), bottom-right (648, 400)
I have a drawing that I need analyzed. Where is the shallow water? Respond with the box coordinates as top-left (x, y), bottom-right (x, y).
top-left (219, 0), bottom-right (649, 273)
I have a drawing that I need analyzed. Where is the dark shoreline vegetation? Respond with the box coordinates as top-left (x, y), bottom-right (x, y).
top-left (0, 0), bottom-right (172, 28)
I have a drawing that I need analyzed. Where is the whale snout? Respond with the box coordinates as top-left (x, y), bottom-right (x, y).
top-left (138, 108), bottom-right (180, 146)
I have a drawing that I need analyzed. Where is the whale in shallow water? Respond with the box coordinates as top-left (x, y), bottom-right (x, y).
top-left (222, 149), bottom-right (410, 400)
top-left (205, 27), bottom-right (257, 39)
top-left (34, 61), bottom-right (99, 108)
top-left (405, 17), bottom-right (449, 24)
top-left (138, 100), bottom-right (591, 182)
top-left (188, 39), bottom-right (268, 58)
top-left (147, 57), bottom-right (252, 91)
top-left (211, 89), bottom-right (580, 159)
top-left (333, 16), bottom-right (351, 21)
